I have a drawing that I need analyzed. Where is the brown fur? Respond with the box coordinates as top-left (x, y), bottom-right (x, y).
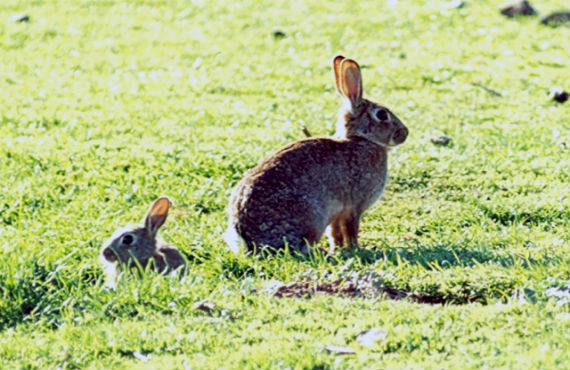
top-left (225, 56), bottom-right (408, 254)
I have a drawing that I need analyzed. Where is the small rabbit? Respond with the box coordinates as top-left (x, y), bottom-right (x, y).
top-left (100, 197), bottom-right (186, 287)
top-left (225, 55), bottom-right (408, 254)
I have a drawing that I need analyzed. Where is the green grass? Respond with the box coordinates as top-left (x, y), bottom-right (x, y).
top-left (1, 0), bottom-right (570, 368)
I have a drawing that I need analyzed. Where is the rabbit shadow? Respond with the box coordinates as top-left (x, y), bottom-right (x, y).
top-left (333, 242), bottom-right (557, 270)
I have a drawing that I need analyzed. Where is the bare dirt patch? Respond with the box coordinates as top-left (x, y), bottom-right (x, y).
top-left (265, 273), bottom-right (461, 305)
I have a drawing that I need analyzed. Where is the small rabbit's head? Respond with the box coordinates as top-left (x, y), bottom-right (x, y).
top-left (100, 197), bottom-right (171, 268)
top-left (333, 55), bottom-right (408, 147)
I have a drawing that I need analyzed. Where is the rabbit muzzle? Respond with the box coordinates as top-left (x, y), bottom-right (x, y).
top-left (390, 126), bottom-right (408, 146)
top-left (102, 247), bottom-right (118, 262)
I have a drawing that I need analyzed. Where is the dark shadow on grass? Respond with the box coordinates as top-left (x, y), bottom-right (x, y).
top-left (335, 242), bottom-right (561, 270)
top-left (0, 260), bottom-right (67, 331)
top-left (342, 243), bottom-right (496, 268)
top-left (218, 245), bottom-right (313, 280)
top-left (478, 204), bottom-right (570, 228)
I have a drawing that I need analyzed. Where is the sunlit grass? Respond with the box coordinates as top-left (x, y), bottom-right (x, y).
top-left (1, 0), bottom-right (570, 369)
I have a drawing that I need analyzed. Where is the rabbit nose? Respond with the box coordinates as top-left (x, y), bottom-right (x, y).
top-left (103, 248), bottom-right (117, 262)
top-left (393, 127), bottom-right (408, 144)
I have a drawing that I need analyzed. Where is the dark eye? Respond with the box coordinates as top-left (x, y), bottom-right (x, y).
top-left (376, 109), bottom-right (389, 121)
top-left (122, 234), bottom-right (134, 245)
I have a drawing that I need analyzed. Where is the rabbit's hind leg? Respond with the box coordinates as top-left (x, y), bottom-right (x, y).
top-left (326, 218), bottom-right (345, 251)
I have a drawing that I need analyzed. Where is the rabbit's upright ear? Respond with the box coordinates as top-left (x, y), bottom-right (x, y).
top-left (332, 55), bottom-right (345, 95)
top-left (340, 58), bottom-right (362, 109)
top-left (144, 197), bottom-right (171, 236)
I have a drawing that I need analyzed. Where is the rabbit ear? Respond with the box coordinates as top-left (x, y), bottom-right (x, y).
top-left (340, 58), bottom-right (362, 108)
top-left (144, 197), bottom-right (171, 236)
top-left (332, 55), bottom-right (345, 95)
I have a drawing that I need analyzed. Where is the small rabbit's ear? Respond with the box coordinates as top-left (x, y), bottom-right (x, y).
top-left (340, 58), bottom-right (362, 109)
top-left (332, 55), bottom-right (345, 95)
top-left (144, 197), bottom-right (171, 236)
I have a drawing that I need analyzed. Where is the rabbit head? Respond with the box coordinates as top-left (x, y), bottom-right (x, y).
top-left (100, 197), bottom-right (171, 268)
top-left (333, 55), bottom-right (408, 147)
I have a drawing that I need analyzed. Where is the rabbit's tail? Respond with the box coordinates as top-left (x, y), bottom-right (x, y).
top-left (224, 223), bottom-right (244, 254)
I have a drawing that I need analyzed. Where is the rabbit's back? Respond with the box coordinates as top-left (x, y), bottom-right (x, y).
top-left (156, 245), bottom-right (187, 274)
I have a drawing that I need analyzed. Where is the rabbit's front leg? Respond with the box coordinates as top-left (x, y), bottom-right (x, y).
top-left (343, 213), bottom-right (360, 250)
top-left (326, 211), bottom-right (360, 250)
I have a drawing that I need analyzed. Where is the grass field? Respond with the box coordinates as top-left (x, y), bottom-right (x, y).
top-left (1, 0), bottom-right (570, 369)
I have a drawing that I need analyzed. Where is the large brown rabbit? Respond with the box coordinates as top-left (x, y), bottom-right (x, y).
top-left (225, 55), bottom-right (408, 254)
top-left (100, 197), bottom-right (186, 287)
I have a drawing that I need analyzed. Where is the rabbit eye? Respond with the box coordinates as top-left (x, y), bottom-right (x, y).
top-left (375, 109), bottom-right (389, 121)
top-left (122, 234), bottom-right (134, 245)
